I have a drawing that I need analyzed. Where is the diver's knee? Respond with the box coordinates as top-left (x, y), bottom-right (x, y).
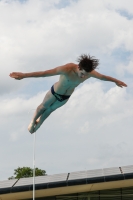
top-left (37, 104), bottom-right (45, 111)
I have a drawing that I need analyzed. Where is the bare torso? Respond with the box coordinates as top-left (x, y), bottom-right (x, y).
top-left (54, 63), bottom-right (91, 95)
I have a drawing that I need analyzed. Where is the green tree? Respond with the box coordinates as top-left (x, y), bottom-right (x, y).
top-left (8, 167), bottom-right (46, 180)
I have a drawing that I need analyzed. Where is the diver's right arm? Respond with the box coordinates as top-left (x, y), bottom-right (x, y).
top-left (9, 66), bottom-right (65, 80)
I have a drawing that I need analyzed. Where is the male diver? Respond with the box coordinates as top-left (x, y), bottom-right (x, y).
top-left (9, 54), bottom-right (127, 133)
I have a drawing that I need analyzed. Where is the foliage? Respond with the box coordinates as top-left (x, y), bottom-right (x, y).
top-left (8, 167), bottom-right (46, 180)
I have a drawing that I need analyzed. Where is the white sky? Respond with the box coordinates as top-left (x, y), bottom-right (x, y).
top-left (0, 0), bottom-right (133, 180)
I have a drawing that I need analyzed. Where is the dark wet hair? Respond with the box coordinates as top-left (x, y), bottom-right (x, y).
top-left (77, 54), bottom-right (99, 72)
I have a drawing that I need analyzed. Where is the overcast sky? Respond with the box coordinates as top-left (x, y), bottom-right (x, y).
top-left (0, 0), bottom-right (133, 181)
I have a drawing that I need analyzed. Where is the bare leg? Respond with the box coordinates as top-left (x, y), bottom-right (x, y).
top-left (28, 91), bottom-right (56, 134)
top-left (28, 104), bottom-right (46, 133)
top-left (33, 99), bottom-right (69, 133)
top-left (33, 108), bottom-right (52, 132)
top-left (28, 87), bottom-right (71, 134)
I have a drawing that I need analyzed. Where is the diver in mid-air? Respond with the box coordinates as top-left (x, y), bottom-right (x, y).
top-left (10, 54), bottom-right (127, 133)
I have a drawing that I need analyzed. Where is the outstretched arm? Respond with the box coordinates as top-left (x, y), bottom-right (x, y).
top-left (90, 70), bottom-right (127, 88)
top-left (9, 66), bottom-right (65, 80)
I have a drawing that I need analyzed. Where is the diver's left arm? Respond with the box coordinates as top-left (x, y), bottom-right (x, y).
top-left (90, 70), bottom-right (127, 88)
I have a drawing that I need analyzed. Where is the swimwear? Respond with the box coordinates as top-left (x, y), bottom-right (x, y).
top-left (51, 85), bottom-right (70, 102)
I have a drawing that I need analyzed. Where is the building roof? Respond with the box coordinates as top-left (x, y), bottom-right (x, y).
top-left (0, 165), bottom-right (133, 200)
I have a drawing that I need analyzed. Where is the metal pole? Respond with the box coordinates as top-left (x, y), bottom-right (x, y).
top-left (33, 132), bottom-right (36, 200)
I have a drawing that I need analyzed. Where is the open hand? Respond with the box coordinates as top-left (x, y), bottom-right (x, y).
top-left (9, 72), bottom-right (24, 80)
top-left (115, 80), bottom-right (127, 88)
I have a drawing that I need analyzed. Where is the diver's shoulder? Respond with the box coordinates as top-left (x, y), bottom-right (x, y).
top-left (67, 63), bottom-right (77, 67)
top-left (64, 63), bottom-right (78, 70)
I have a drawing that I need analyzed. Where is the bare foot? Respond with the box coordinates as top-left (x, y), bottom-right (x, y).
top-left (28, 121), bottom-right (36, 134)
top-left (34, 119), bottom-right (42, 132)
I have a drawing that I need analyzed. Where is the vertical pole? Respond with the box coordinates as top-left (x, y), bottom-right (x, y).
top-left (33, 132), bottom-right (36, 200)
